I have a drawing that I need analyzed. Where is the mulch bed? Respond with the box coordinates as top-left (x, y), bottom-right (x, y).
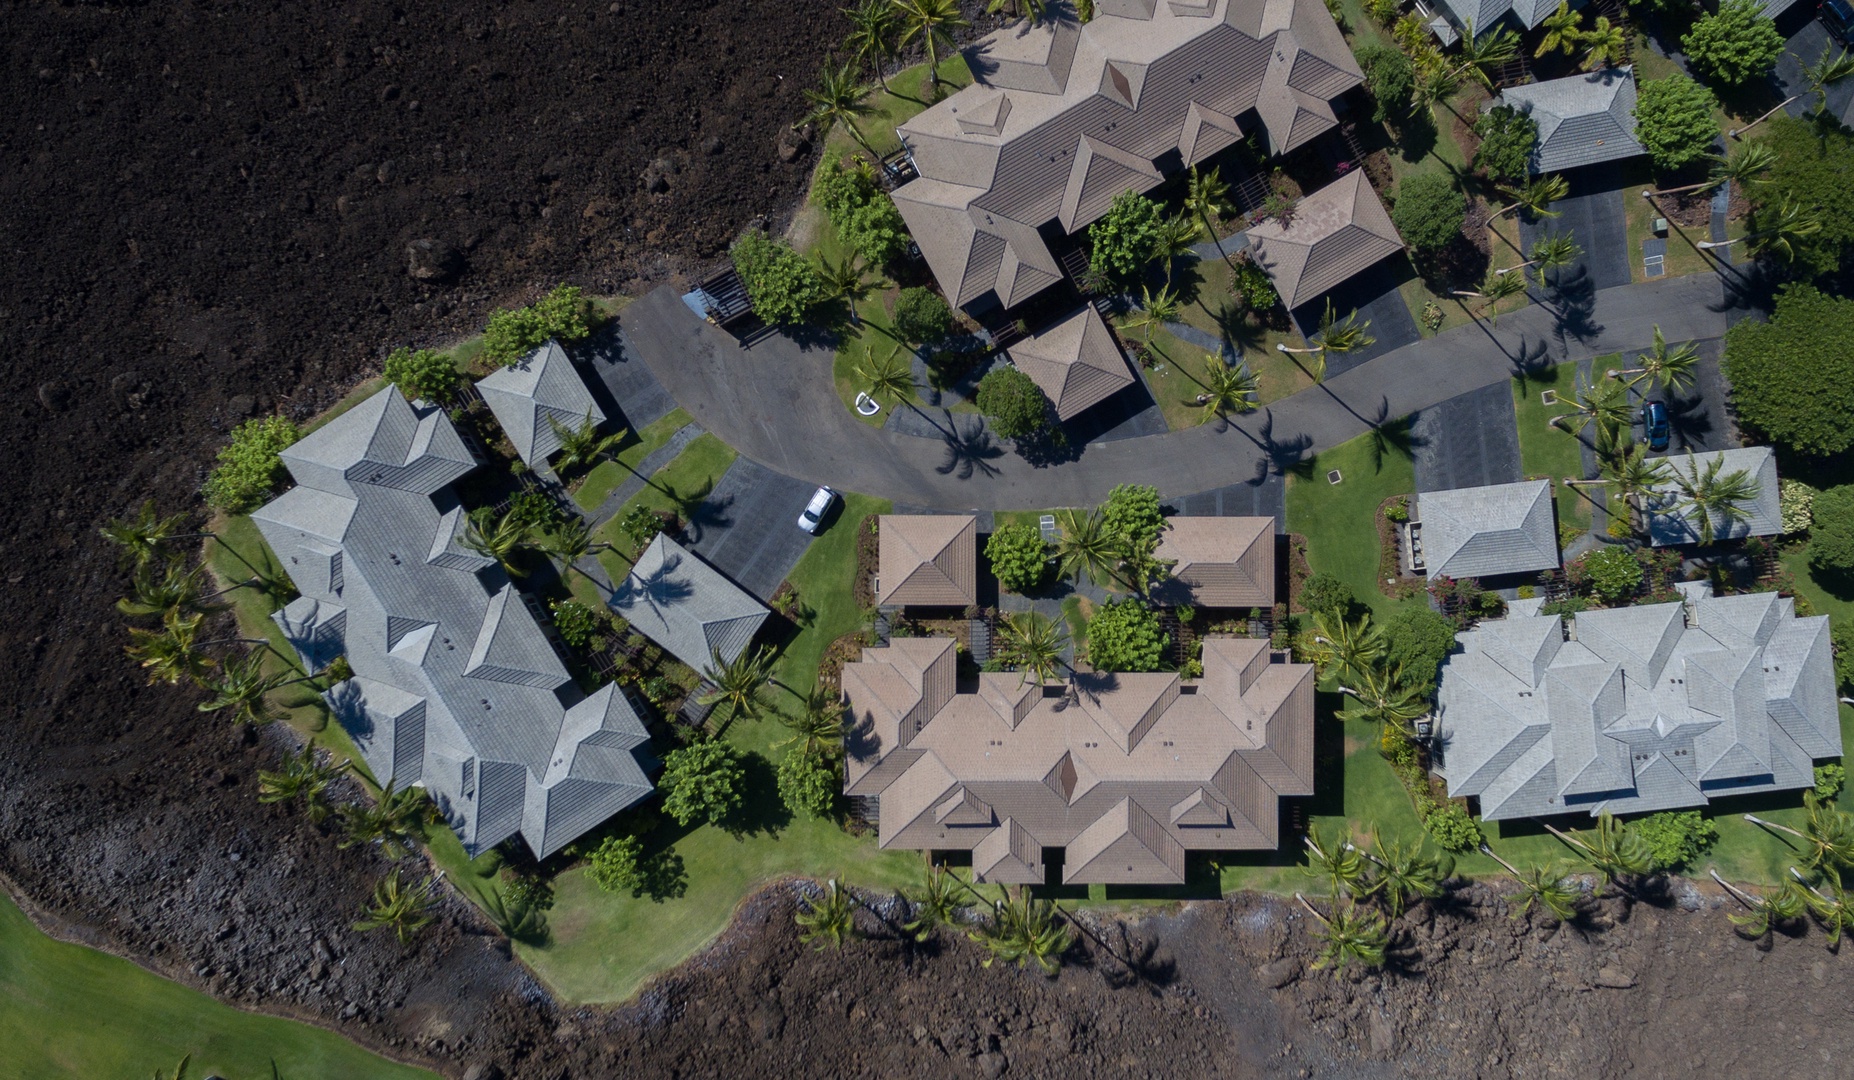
top-left (852, 513), bottom-right (880, 611)
top-left (1377, 495), bottom-right (1423, 601)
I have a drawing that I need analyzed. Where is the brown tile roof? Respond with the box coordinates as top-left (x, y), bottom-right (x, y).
top-left (893, 0), bottom-right (1363, 313)
top-left (1154, 516), bottom-right (1275, 608)
top-left (1008, 306), bottom-right (1136, 420)
top-left (843, 635), bottom-right (1315, 884)
top-left (1244, 171), bottom-right (1405, 310)
top-left (878, 515), bottom-right (978, 608)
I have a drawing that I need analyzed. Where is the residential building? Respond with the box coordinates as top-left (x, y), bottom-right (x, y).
top-left (1007, 306), bottom-right (1135, 420)
top-left (879, 514), bottom-right (979, 608)
top-left (1434, 591), bottom-right (1839, 820)
top-left (1153, 516), bottom-right (1276, 607)
top-left (476, 340), bottom-right (607, 470)
top-left (1408, 479), bottom-right (1560, 580)
top-left (1491, 68), bottom-right (1645, 175)
top-left (1245, 171), bottom-right (1405, 311)
top-left (253, 387), bottom-right (655, 858)
top-left (609, 533), bottom-right (771, 672)
top-left (891, 0), bottom-right (1365, 318)
top-left (1643, 446), bottom-right (1781, 547)
top-left (1430, 0), bottom-right (1562, 41)
top-left (843, 635), bottom-right (1315, 884)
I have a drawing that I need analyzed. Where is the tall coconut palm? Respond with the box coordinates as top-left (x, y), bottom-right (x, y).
top-left (996, 610), bottom-right (1069, 685)
top-left (1451, 270), bottom-right (1530, 325)
top-left (1054, 508), bottom-right (1121, 589)
top-left (1791, 867), bottom-right (1854, 949)
top-left (1544, 813), bottom-right (1653, 890)
top-left (480, 885), bottom-right (549, 946)
top-left (1127, 283), bottom-right (1182, 348)
top-left (1548, 373), bottom-right (1629, 442)
top-left (1608, 325), bottom-right (1699, 393)
top-left (800, 61), bottom-right (879, 160)
top-left (1500, 231), bottom-right (1581, 283)
top-left (1453, 21), bottom-right (1521, 89)
top-left (1304, 824), bottom-right (1371, 900)
top-left (1745, 792), bottom-right (1854, 875)
top-left (353, 867), bottom-right (438, 948)
top-left (1355, 829), bottom-right (1453, 917)
top-left (534, 517), bottom-right (612, 584)
top-left (337, 781), bottom-right (430, 861)
top-left (892, 0), bottom-right (969, 97)
top-left (1276, 301), bottom-right (1375, 384)
top-left (1603, 440), bottom-right (1670, 508)
top-left (547, 411), bottom-right (626, 475)
top-left (1481, 846), bottom-right (1581, 922)
top-left (1712, 869), bottom-right (1806, 941)
top-left (1335, 661), bottom-right (1430, 740)
top-left (1701, 196), bottom-right (1823, 265)
top-left (699, 644), bottom-right (778, 728)
top-left (1574, 15), bottom-right (1627, 71)
top-left (1195, 356), bottom-right (1259, 424)
top-left (125, 610), bottom-right (217, 686)
top-left (1664, 450), bottom-right (1760, 546)
top-left (1535, 1), bottom-right (1581, 57)
top-left (101, 499), bottom-right (272, 582)
top-left (1155, 213), bottom-right (1202, 282)
top-left (796, 878), bottom-right (860, 949)
top-left (1493, 174), bottom-right (1569, 220)
top-left (1411, 58), bottom-right (1463, 112)
top-left (778, 683), bottom-right (846, 757)
top-left (116, 557), bottom-right (235, 620)
top-left (1642, 142), bottom-right (1776, 201)
top-left (1803, 45), bottom-right (1854, 114)
top-left (817, 251), bottom-right (876, 318)
top-left (844, 0), bottom-right (899, 91)
top-left (1307, 610), bottom-right (1387, 684)
top-left (856, 343), bottom-right (916, 404)
top-left (258, 743), bottom-right (349, 824)
top-left (462, 507), bottom-right (531, 577)
top-left (197, 650), bottom-right (311, 726)
top-left (970, 888), bottom-right (1074, 975)
top-left (904, 862), bottom-right (961, 941)
top-left (1184, 165), bottom-right (1236, 262)
top-left (1295, 893), bottom-right (1389, 969)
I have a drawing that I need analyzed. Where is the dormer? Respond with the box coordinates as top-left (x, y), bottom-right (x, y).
top-left (1098, 60), bottom-right (1149, 110)
top-left (955, 91), bottom-right (1013, 136)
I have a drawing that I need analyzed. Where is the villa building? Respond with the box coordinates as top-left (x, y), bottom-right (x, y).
top-left (1406, 479), bottom-right (1561, 580)
top-left (1643, 446), bottom-right (1781, 547)
top-left (1152, 515), bottom-right (1276, 608)
top-left (878, 514), bottom-right (979, 609)
top-left (253, 387), bottom-right (655, 859)
top-left (1490, 68), bottom-right (1645, 175)
top-left (1245, 171), bottom-right (1405, 312)
top-left (476, 340), bottom-right (608, 471)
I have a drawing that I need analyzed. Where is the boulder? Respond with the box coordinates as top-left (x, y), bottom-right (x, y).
top-left (405, 238), bottom-right (463, 283)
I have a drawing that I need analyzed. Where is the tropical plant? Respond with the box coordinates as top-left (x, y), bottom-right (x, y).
top-left (1632, 74), bottom-right (1721, 173)
top-left (1665, 450), bottom-right (1760, 545)
top-left (1548, 372), bottom-right (1629, 443)
top-left (1304, 824), bottom-right (1370, 900)
top-left (1493, 173), bottom-right (1568, 220)
top-left (1482, 847), bottom-right (1581, 922)
top-left (587, 835), bottom-right (645, 893)
top-left (1802, 46), bottom-right (1854, 114)
top-left (1724, 284), bottom-right (1854, 458)
top-left (893, 285), bottom-right (954, 344)
top-left (974, 366), bottom-right (1053, 439)
top-left (1087, 189), bottom-right (1165, 282)
top-left (1792, 868), bottom-right (1854, 948)
top-left (1410, 57), bottom-right (1463, 111)
top-left (1276, 301), bottom-right (1375, 384)
top-left (699, 644), bottom-right (778, 728)
top-left (1473, 106), bottom-right (1540, 182)
top-left (844, 0), bottom-right (899, 90)
top-left (352, 867), bottom-right (438, 947)
top-left (153, 1054), bottom-right (191, 1080)
top-left (1545, 813), bottom-right (1654, 889)
top-left (124, 610), bottom-right (216, 686)
top-left (1126, 283), bottom-right (1181, 348)
top-left (116, 556), bottom-right (233, 621)
top-left (197, 650), bottom-right (304, 726)
top-left (816, 251), bottom-right (876, 316)
top-left (337, 781), bottom-right (430, 860)
top-left (1183, 165), bottom-right (1236, 258)
top-left (986, 523), bottom-right (1052, 593)
top-left (1606, 326), bottom-right (1698, 395)
top-left (203, 415), bottom-right (301, 513)
top-left (480, 883), bottom-right (549, 945)
top-left (547, 411), bottom-right (626, 475)
top-left (1452, 269), bottom-right (1529, 325)
top-left (100, 500), bottom-right (196, 570)
top-left (892, 0), bottom-right (969, 95)
top-left (535, 517), bottom-right (612, 583)
top-left (1296, 894), bottom-right (1389, 970)
top-left (1357, 829), bottom-right (1453, 916)
top-left (1053, 508), bottom-right (1120, 588)
top-left (1390, 171), bottom-right (1466, 253)
top-left (1574, 15), bottom-right (1628, 71)
top-left (1195, 355), bottom-right (1259, 424)
top-left (1153, 213), bottom-right (1202, 281)
top-left (855, 344), bottom-right (916, 405)
top-left (1712, 869), bottom-right (1806, 941)
top-left (1453, 21), bottom-right (1521, 88)
top-left (1744, 792), bottom-right (1854, 874)
top-left (970, 888), bottom-right (1074, 975)
top-left (1536, 0), bottom-right (1581, 57)
top-left (481, 284), bottom-right (592, 365)
top-left (1085, 599), bottom-right (1169, 672)
top-left (1335, 661), bottom-right (1430, 742)
top-left (1682, 0), bottom-right (1784, 88)
top-left (796, 878), bottom-right (859, 949)
top-left (778, 745), bottom-right (840, 818)
top-left (460, 507), bottom-right (529, 576)
top-left (1505, 231), bottom-right (1581, 283)
top-left (1642, 141), bottom-right (1774, 201)
top-left (659, 738), bottom-right (748, 826)
top-left (800, 60), bottom-right (878, 159)
top-left (1726, 196), bottom-right (1823, 264)
top-left (1307, 610), bottom-right (1386, 684)
top-left (257, 743), bottom-right (348, 824)
top-left (904, 863), bottom-right (960, 941)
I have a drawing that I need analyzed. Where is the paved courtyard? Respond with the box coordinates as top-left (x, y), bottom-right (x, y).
top-left (680, 457), bottom-right (820, 600)
top-left (584, 320), bottom-right (678, 432)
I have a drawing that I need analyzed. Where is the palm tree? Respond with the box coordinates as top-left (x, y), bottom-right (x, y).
top-left (353, 867), bottom-right (438, 948)
top-left (778, 683), bottom-right (846, 757)
top-left (1304, 824), bottom-right (1370, 900)
top-left (1126, 284), bottom-right (1182, 348)
top-left (481, 886), bottom-right (549, 946)
top-left (124, 610), bottom-right (217, 686)
top-left (1481, 846), bottom-right (1581, 922)
top-left (1194, 356), bottom-right (1259, 424)
top-left (855, 344), bottom-right (916, 405)
top-left (1548, 373), bottom-right (1629, 442)
top-left (1745, 792), bottom-right (1854, 875)
top-left (1700, 196), bottom-right (1822, 264)
top-left (1155, 213), bottom-right (1202, 282)
top-left (817, 251), bottom-right (876, 320)
top-left (1355, 829), bottom-right (1453, 917)
top-left (258, 744), bottom-right (348, 824)
top-left (1535, 1), bottom-right (1581, 57)
top-left (1544, 813), bottom-right (1653, 890)
top-left (986, 0), bottom-right (1050, 20)
top-left (462, 507), bottom-right (530, 577)
top-left (1642, 143), bottom-right (1776, 201)
top-left (1604, 440), bottom-right (1670, 515)
top-left (153, 1054), bottom-right (191, 1080)
top-left (1053, 508), bottom-right (1121, 589)
top-left (892, 0), bottom-right (969, 97)
top-left (1453, 21), bottom-right (1521, 89)
top-left (1451, 270), bottom-right (1530, 325)
top-left (1664, 450), bottom-right (1760, 546)
top-left (534, 517), bottom-right (612, 583)
top-left (547, 411), bottom-right (626, 475)
top-left (1115, 534), bottom-right (1171, 599)
top-left (699, 644), bottom-right (778, 728)
top-left (1607, 325), bottom-right (1699, 394)
top-left (1335, 662), bottom-right (1430, 740)
top-left (1295, 894), bottom-right (1389, 969)
top-left (970, 888), bottom-right (1074, 975)
top-left (337, 781), bottom-right (430, 860)
top-left (904, 862), bottom-right (961, 941)
top-left (995, 610), bottom-right (1069, 684)
top-left (1307, 610), bottom-right (1386, 684)
top-left (1276, 301), bottom-right (1375, 384)
top-left (1791, 867), bottom-right (1854, 949)
top-left (795, 878), bottom-right (859, 950)
top-left (1574, 15), bottom-right (1627, 71)
top-left (800, 61), bottom-right (878, 160)
top-left (1500, 231), bottom-right (1581, 283)
top-left (1493, 174), bottom-right (1569, 220)
top-left (844, 0), bottom-right (899, 91)
top-left (1803, 45), bottom-right (1854, 115)
top-left (197, 651), bottom-right (303, 726)
top-left (1411, 59), bottom-right (1463, 112)
top-left (1184, 165), bottom-right (1236, 261)
top-left (1712, 869), bottom-right (1806, 941)
top-left (116, 557), bottom-right (234, 620)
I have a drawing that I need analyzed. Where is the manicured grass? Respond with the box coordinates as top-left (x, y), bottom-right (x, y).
top-left (1171, 256), bottom-right (1308, 395)
top-left (569, 407), bottom-right (694, 512)
top-left (593, 433), bottom-right (739, 572)
top-left (1511, 361), bottom-right (1598, 533)
top-left (1283, 430), bottom-right (1419, 619)
top-left (0, 890), bottom-right (433, 1080)
top-left (521, 492), bottom-right (926, 1004)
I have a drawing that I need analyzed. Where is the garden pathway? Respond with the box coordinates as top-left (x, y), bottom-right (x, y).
top-left (583, 421), bottom-right (706, 530)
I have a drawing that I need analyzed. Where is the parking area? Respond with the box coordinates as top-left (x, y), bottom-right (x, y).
top-left (680, 457), bottom-right (820, 600)
top-left (1171, 475), bottom-right (1287, 525)
top-left (1410, 381), bottom-right (1523, 493)
top-left (1520, 162), bottom-right (1632, 293)
top-left (584, 321), bottom-right (678, 432)
top-left (1618, 337), bottom-right (1733, 455)
top-left (1289, 260), bottom-right (1421, 380)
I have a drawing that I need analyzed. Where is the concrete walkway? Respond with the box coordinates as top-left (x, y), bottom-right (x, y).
top-left (618, 270), bottom-right (1751, 512)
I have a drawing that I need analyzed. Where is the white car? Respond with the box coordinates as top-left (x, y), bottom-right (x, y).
top-left (796, 486), bottom-right (839, 534)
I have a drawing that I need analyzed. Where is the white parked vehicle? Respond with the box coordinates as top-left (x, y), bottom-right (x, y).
top-left (796, 486), bottom-right (840, 534)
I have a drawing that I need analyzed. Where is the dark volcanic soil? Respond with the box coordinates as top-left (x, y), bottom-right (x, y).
top-left (3, 2), bottom-right (1852, 1078)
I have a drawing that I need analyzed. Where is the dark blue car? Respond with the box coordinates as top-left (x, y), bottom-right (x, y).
top-left (1826, 0), bottom-right (1854, 47)
top-left (1643, 400), bottom-right (1671, 452)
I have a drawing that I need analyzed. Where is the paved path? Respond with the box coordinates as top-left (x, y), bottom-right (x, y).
top-left (584, 421), bottom-right (706, 529)
top-left (618, 270), bottom-right (1750, 511)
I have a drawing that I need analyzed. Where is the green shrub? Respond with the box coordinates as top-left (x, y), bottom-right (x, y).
top-left (1087, 190), bottom-right (1165, 282)
top-left (585, 835), bottom-right (644, 893)
top-left (1632, 75), bottom-right (1720, 174)
top-left (659, 741), bottom-right (746, 826)
top-left (1816, 762), bottom-right (1847, 800)
top-left (1391, 172), bottom-right (1466, 254)
top-left (1758, 117), bottom-right (1854, 279)
top-left (1780, 479), bottom-right (1817, 535)
top-left (1833, 622), bottom-right (1854, 689)
top-left (482, 284), bottom-right (592, 366)
top-left (1724, 285), bottom-right (1854, 456)
top-left (1634, 810), bottom-right (1718, 871)
top-left (383, 347), bottom-right (461, 404)
top-left (777, 748), bottom-right (839, 819)
top-left (1540, 596), bottom-right (1592, 617)
top-left (813, 160), bottom-right (911, 266)
top-left (893, 286), bottom-right (954, 345)
top-left (1384, 607), bottom-right (1457, 690)
top-left (1809, 487), bottom-right (1854, 573)
top-left (203, 415), bottom-right (302, 513)
top-left (986, 522), bottom-right (1051, 592)
top-left (619, 503), bottom-right (670, 548)
top-left (549, 600), bottom-right (604, 649)
top-left (1423, 801), bottom-right (1483, 853)
top-left (1472, 105), bottom-right (1538, 182)
top-left (731, 231), bottom-right (826, 326)
top-left (1231, 253), bottom-right (1280, 311)
top-left (503, 490), bottom-right (567, 534)
top-left (1579, 546), bottom-right (1644, 605)
top-left (1358, 44), bottom-right (1413, 124)
top-left (975, 367), bottom-right (1053, 440)
top-left (1682, 0), bottom-right (1784, 89)
top-left (1364, 0), bottom-right (1400, 23)
top-left (1086, 599), bottom-right (1169, 672)
top-left (1384, 495), bottom-right (1409, 523)
top-left (1102, 484), bottom-right (1164, 546)
top-left (1300, 572), bottom-right (1357, 618)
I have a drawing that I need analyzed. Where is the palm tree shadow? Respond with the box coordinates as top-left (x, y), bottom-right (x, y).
top-left (1547, 267), bottom-right (1603, 344)
top-left (937, 416), bottom-right (1005, 479)
top-left (1240, 408), bottom-right (1315, 480)
top-left (1367, 400), bottom-right (1425, 472)
top-left (1209, 301), bottom-right (1268, 355)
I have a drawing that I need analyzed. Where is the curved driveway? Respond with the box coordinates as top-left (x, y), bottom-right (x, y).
top-left (620, 272), bottom-right (1747, 511)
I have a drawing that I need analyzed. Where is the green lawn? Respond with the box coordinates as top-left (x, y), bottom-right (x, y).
top-left (570, 407), bottom-right (694, 512)
top-left (522, 493), bottom-right (925, 1004)
top-left (1511, 361), bottom-right (1605, 534)
top-left (1284, 430), bottom-right (1418, 619)
top-left (594, 433), bottom-right (739, 573)
top-left (0, 890), bottom-right (432, 1080)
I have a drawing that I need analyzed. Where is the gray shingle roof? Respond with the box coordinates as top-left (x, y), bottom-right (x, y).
top-left (1495, 67), bottom-right (1644, 174)
top-left (608, 533), bottom-right (770, 673)
top-left (1643, 446), bottom-right (1781, 546)
top-left (1435, 592), bottom-right (1840, 821)
top-left (1435, 0), bottom-right (1561, 36)
top-left (1414, 479), bottom-right (1560, 580)
top-left (253, 387), bottom-right (653, 859)
top-left (475, 340), bottom-right (606, 468)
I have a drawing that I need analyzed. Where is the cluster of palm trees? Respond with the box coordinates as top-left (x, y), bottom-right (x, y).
top-left (1530, 1), bottom-right (1628, 71)
top-left (795, 863), bottom-right (1077, 975)
top-left (1295, 825), bottom-right (1453, 970)
top-left (462, 499), bottom-right (618, 585)
top-left (829, 0), bottom-right (969, 113)
top-left (1711, 793), bottom-right (1854, 947)
top-left (1303, 609), bottom-right (1429, 751)
top-left (1033, 503), bottom-right (1174, 600)
top-left (1636, 140), bottom-right (1824, 267)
